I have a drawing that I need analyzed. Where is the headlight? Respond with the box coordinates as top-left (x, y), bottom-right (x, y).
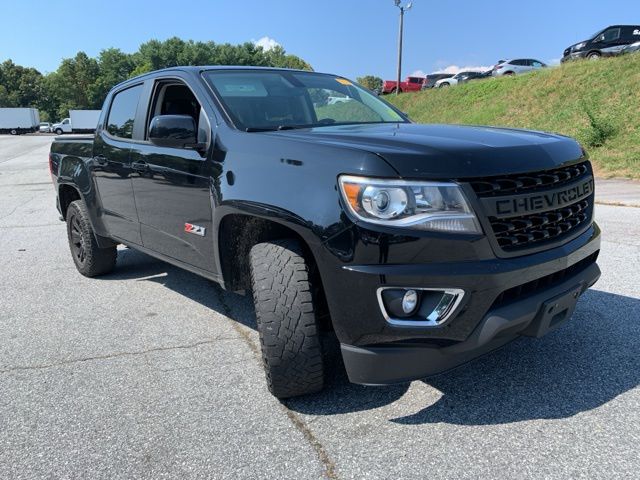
top-left (338, 175), bottom-right (481, 233)
top-left (574, 42), bottom-right (586, 51)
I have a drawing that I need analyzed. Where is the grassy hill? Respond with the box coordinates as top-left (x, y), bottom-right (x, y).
top-left (387, 54), bottom-right (640, 179)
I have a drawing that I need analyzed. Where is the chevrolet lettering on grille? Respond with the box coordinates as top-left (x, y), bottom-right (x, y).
top-left (480, 177), bottom-right (594, 218)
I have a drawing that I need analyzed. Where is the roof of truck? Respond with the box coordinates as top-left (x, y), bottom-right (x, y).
top-left (132, 65), bottom-right (313, 80)
top-left (113, 65), bottom-right (328, 92)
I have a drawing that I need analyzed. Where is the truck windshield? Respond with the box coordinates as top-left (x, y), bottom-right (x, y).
top-left (202, 70), bottom-right (407, 131)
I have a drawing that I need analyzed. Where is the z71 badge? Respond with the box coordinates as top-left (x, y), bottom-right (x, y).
top-left (184, 223), bottom-right (206, 237)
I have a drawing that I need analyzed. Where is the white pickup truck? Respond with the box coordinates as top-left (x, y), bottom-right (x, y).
top-left (52, 110), bottom-right (101, 134)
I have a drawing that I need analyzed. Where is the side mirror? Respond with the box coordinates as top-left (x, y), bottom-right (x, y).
top-left (149, 115), bottom-right (198, 149)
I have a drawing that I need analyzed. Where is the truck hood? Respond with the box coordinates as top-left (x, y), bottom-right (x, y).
top-left (274, 123), bottom-right (584, 179)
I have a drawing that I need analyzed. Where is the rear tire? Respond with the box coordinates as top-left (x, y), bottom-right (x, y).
top-left (249, 239), bottom-right (325, 399)
top-left (10, 129), bottom-right (17, 135)
top-left (439, 82), bottom-right (450, 88)
top-left (66, 200), bottom-right (117, 277)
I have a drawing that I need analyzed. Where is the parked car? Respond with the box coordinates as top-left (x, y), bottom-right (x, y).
top-left (52, 110), bottom-right (101, 135)
top-left (39, 122), bottom-right (52, 133)
top-left (475, 69), bottom-right (495, 80)
top-left (621, 41), bottom-right (640, 55)
top-left (421, 73), bottom-right (454, 90)
top-left (492, 59), bottom-right (547, 76)
top-left (0, 108), bottom-right (40, 135)
top-left (562, 25), bottom-right (640, 62)
top-left (457, 70), bottom-right (491, 84)
top-left (434, 71), bottom-right (483, 88)
top-left (381, 76), bottom-right (426, 94)
top-left (49, 66), bottom-right (600, 399)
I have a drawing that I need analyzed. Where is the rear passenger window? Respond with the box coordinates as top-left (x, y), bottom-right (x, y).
top-left (106, 85), bottom-right (142, 139)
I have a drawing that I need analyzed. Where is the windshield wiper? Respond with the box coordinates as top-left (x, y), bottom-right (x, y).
top-left (245, 124), bottom-right (314, 132)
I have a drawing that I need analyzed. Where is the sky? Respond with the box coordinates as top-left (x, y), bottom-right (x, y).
top-left (2, 0), bottom-right (637, 79)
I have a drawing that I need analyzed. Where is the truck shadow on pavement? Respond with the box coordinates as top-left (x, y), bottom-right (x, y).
top-left (388, 288), bottom-right (640, 426)
top-left (291, 289), bottom-right (640, 426)
top-left (107, 249), bottom-right (639, 425)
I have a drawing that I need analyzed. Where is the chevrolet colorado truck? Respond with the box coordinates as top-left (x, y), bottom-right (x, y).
top-left (49, 66), bottom-right (601, 399)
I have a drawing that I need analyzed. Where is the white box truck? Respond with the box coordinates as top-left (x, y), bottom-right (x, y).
top-left (0, 108), bottom-right (40, 135)
top-left (52, 110), bottom-right (101, 134)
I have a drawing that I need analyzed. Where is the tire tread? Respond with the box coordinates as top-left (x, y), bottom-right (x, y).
top-left (66, 200), bottom-right (117, 277)
top-left (249, 239), bottom-right (324, 398)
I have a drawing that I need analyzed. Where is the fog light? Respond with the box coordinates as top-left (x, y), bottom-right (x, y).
top-left (378, 287), bottom-right (465, 327)
top-left (402, 290), bottom-right (418, 314)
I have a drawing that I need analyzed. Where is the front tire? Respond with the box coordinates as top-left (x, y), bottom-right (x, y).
top-left (250, 239), bottom-right (325, 399)
top-left (55, 128), bottom-right (63, 135)
top-left (588, 51), bottom-right (601, 60)
top-left (66, 200), bottom-right (117, 277)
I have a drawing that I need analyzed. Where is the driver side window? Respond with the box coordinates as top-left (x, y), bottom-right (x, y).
top-left (147, 81), bottom-right (209, 145)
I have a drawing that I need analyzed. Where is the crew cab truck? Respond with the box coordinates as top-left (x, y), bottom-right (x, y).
top-left (49, 67), bottom-right (601, 399)
top-left (381, 76), bottom-right (425, 94)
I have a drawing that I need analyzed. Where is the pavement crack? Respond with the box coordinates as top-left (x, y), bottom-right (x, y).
top-left (0, 196), bottom-right (37, 220)
top-left (213, 286), bottom-right (339, 480)
top-left (0, 338), bottom-right (231, 374)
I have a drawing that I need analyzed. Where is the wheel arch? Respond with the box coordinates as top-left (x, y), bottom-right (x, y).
top-left (58, 183), bottom-right (82, 220)
top-left (216, 208), bottom-right (332, 330)
top-left (57, 181), bottom-right (115, 248)
top-left (217, 209), bottom-right (318, 291)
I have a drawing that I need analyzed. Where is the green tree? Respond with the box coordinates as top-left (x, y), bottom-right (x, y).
top-left (47, 52), bottom-right (100, 118)
top-left (356, 75), bottom-right (383, 92)
top-left (0, 60), bottom-right (45, 107)
top-left (0, 37), bottom-right (313, 122)
top-left (87, 48), bottom-right (135, 108)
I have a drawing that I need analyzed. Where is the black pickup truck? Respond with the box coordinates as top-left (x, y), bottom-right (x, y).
top-left (49, 67), bottom-right (601, 399)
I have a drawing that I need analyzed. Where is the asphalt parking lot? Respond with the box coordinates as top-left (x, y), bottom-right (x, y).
top-left (1, 135), bottom-right (639, 479)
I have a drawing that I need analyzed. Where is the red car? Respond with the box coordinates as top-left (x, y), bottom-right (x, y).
top-left (381, 76), bottom-right (426, 94)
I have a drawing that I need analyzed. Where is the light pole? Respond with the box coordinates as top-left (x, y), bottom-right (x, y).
top-left (394, 0), bottom-right (412, 96)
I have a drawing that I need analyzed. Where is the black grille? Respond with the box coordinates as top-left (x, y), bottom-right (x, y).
top-left (469, 162), bottom-right (589, 196)
top-left (492, 251), bottom-right (599, 309)
top-left (469, 162), bottom-right (594, 252)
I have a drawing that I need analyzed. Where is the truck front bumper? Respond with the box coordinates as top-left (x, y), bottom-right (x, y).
top-left (341, 260), bottom-right (599, 385)
top-left (322, 224), bottom-right (601, 385)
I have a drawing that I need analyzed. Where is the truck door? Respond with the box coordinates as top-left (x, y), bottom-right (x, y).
top-left (61, 118), bottom-right (72, 133)
top-left (92, 84), bottom-right (144, 244)
top-left (129, 79), bottom-right (218, 272)
top-left (596, 27), bottom-right (625, 54)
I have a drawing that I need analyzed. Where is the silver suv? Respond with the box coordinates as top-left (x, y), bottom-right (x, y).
top-left (492, 59), bottom-right (547, 76)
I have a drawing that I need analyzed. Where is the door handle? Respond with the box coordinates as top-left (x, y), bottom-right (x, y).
top-left (131, 161), bottom-right (149, 172)
top-left (93, 155), bottom-right (108, 165)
